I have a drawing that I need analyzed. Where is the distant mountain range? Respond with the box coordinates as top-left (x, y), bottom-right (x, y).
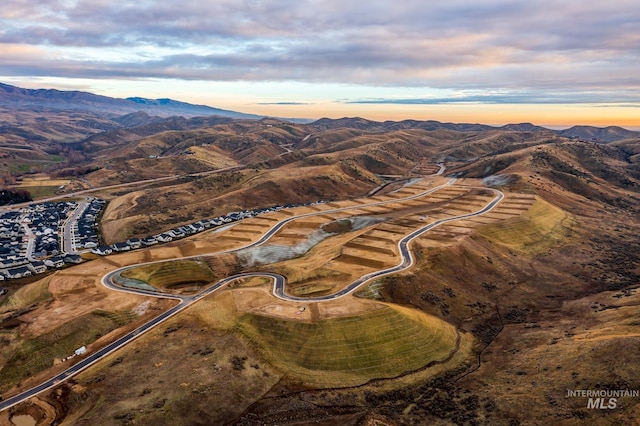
top-left (0, 82), bottom-right (262, 120)
top-left (556, 125), bottom-right (640, 143)
top-left (309, 117), bottom-right (639, 142)
top-left (1, 82), bottom-right (638, 142)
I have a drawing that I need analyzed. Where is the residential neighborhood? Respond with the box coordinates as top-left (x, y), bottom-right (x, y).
top-left (90, 203), bottom-right (316, 256)
top-left (0, 198), bottom-right (104, 281)
top-left (1, 197), bottom-right (323, 281)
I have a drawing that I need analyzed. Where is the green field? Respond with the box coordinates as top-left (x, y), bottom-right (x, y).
top-left (476, 197), bottom-right (573, 254)
top-left (121, 259), bottom-right (216, 289)
top-left (235, 303), bottom-right (458, 387)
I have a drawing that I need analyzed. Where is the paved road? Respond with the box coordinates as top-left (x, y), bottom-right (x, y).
top-left (0, 165), bottom-right (243, 212)
top-left (62, 200), bottom-right (87, 254)
top-left (0, 171), bottom-right (503, 412)
top-left (21, 222), bottom-right (36, 262)
top-left (272, 187), bottom-right (503, 301)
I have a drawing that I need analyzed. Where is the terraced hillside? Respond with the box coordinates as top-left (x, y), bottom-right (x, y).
top-left (236, 303), bottom-right (458, 387)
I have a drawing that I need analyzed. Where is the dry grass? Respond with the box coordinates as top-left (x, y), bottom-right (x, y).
top-left (235, 302), bottom-right (458, 387)
top-left (14, 176), bottom-right (71, 187)
top-left (62, 298), bottom-right (283, 426)
top-left (0, 310), bottom-right (136, 392)
top-left (0, 276), bottom-right (52, 314)
top-left (475, 196), bottom-right (574, 254)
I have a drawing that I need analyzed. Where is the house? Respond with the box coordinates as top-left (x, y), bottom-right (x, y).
top-left (63, 254), bottom-right (83, 264)
top-left (141, 236), bottom-right (158, 246)
top-left (196, 220), bottom-right (211, 229)
top-left (180, 226), bottom-right (194, 235)
top-left (111, 242), bottom-right (131, 252)
top-left (0, 256), bottom-right (27, 269)
top-left (29, 260), bottom-right (48, 274)
top-left (44, 256), bottom-right (65, 268)
top-left (169, 229), bottom-right (184, 238)
top-left (156, 233), bottom-right (173, 243)
top-left (6, 266), bottom-right (32, 279)
top-left (190, 223), bottom-right (204, 232)
top-left (92, 246), bottom-right (113, 255)
top-left (126, 238), bottom-right (142, 249)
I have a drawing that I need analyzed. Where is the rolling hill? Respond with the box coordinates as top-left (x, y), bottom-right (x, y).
top-left (1, 83), bottom-right (640, 425)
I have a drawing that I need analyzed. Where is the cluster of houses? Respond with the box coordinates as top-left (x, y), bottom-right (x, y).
top-left (91, 202), bottom-right (316, 256)
top-left (1, 210), bottom-right (30, 281)
top-left (1, 197), bottom-right (323, 282)
top-left (0, 198), bottom-right (103, 281)
top-left (72, 198), bottom-right (105, 250)
top-left (26, 201), bottom-right (75, 258)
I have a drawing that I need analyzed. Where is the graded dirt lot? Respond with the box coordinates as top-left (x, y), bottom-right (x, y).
top-left (3, 174), bottom-right (510, 422)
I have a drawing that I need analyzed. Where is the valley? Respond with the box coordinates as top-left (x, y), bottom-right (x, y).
top-left (0, 85), bottom-right (639, 425)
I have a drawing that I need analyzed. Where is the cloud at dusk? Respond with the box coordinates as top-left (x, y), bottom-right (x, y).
top-left (1, 0), bottom-right (638, 125)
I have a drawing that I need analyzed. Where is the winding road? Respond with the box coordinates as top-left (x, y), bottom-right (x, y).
top-left (0, 169), bottom-right (504, 412)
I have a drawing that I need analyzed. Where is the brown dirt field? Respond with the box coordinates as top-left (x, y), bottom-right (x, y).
top-left (228, 285), bottom-right (387, 322)
top-left (249, 183), bottom-right (532, 298)
top-left (334, 253), bottom-right (388, 269)
top-left (344, 241), bottom-right (396, 256)
top-left (17, 270), bottom-right (147, 338)
top-left (316, 296), bottom-right (389, 320)
top-left (225, 226), bottom-right (263, 235)
top-left (100, 191), bottom-right (146, 243)
top-left (15, 176), bottom-right (71, 187)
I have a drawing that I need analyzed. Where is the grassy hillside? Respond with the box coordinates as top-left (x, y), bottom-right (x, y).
top-left (0, 277), bottom-right (53, 314)
top-left (0, 310), bottom-right (136, 392)
top-left (476, 197), bottom-right (573, 254)
top-left (121, 259), bottom-right (216, 290)
top-left (235, 304), bottom-right (458, 387)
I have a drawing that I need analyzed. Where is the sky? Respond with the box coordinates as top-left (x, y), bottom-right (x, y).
top-left (1, 0), bottom-right (639, 128)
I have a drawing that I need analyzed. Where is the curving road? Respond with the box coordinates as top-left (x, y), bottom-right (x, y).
top-left (0, 165), bottom-right (243, 212)
top-left (271, 187), bottom-right (503, 301)
top-left (0, 170), bottom-right (504, 412)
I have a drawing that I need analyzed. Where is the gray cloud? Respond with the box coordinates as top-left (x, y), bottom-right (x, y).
top-left (1, 0), bottom-right (638, 102)
top-left (346, 90), bottom-right (640, 105)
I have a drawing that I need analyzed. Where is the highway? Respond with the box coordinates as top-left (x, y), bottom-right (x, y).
top-left (0, 169), bottom-right (505, 412)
